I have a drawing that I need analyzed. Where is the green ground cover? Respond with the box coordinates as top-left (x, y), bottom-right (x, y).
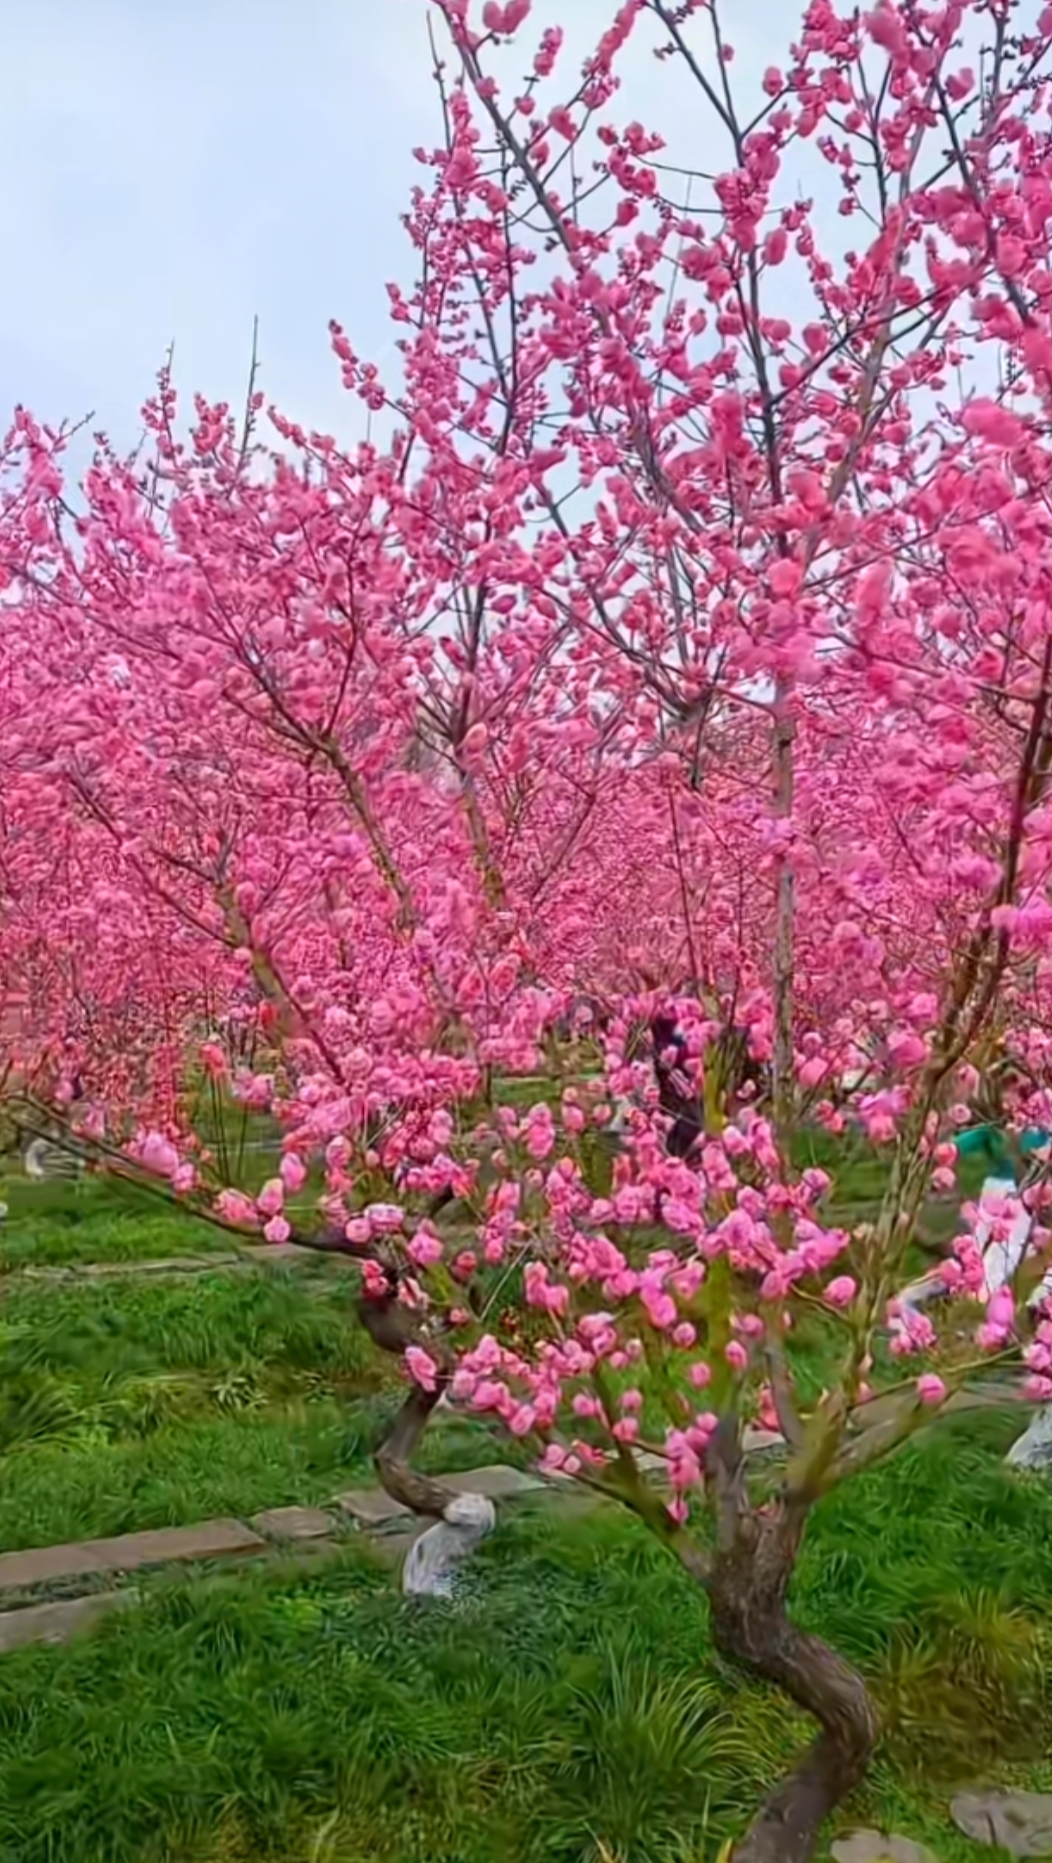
top-left (1, 1153), bottom-right (1049, 1862)
top-left (1, 1434), bottom-right (1051, 1863)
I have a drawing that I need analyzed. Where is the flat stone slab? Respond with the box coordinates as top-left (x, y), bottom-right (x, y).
top-left (951, 1791), bottom-right (1052, 1855)
top-left (364, 1524), bottom-right (422, 1568)
top-left (0, 1589), bottom-right (138, 1653)
top-left (240, 1241), bottom-right (317, 1265)
top-left (855, 1380), bottom-right (1026, 1431)
top-left (250, 1506), bottom-right (334, 1542)
top-left (446, 1465), bottom-right (542, 1499)
top-left (334, 1464), bottom-right (541, 1529)
top-left (744, 1427), bottom-right (784, 1452)
top-left (832, 1831), bottom-right (941, 1863)
top-left (10, 1253), bottom-right (246, 1285)
top-left (334, 1488), bottom-right (411, 1528)
top-left (0, 1518), bottom-right (266, 1594)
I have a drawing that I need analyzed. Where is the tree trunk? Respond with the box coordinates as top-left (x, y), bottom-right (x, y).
top-left (708, 1520), bottom-right (879, 1863)
top-left (372, 1376), bottom-right (453, 1519)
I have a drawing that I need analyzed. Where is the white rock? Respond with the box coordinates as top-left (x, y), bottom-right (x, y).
top-left (1006, 1403), bottom-right (1052, 1472)
top-left (402, 1491), bottom-right (496, 1599)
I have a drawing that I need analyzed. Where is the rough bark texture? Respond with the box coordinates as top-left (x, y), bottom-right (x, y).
top-left (709, 1517), bottom-right (879, 1863)
top-left (373, 1380), bottom-right (453, 1519)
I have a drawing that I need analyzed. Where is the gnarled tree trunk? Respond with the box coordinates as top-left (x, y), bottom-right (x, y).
top-left (707, 1515), bottom-right (879, 1863)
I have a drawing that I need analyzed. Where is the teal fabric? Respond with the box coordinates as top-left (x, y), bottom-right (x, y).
top-left (952, 1124), bottom-right (1050, 1182)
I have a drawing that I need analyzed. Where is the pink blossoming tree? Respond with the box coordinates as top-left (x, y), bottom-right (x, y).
top-left (5, 1), bottom-right (1052, 1856)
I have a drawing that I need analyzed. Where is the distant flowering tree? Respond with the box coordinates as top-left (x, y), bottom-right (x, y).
top-left (5, 1), bottom-right (1052, 1856)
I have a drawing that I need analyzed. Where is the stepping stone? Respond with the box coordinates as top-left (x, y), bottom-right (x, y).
top-left (832, 1831), bottom-right (941, 1863)
top-left (83, 1255), bottom-right (242, 1278)
top-left (250, 1506), bottom-right (334, 1542)
top-left (951, 1791), bottom-right (1052, 1855)
top-left (744, 1427), bottom-right (784, 1452)
top-left (13, 1255), bottom-right (244, 1284)
top-left (446, 1465), bottom-right (541, 1499)
top-left (334, 1465), bottom-right (541, 1529)
top-left (364, 1524), bottom-right (422, 1569)
top-left (0, 1518), bottom-right (266, 1595)
top-left (0, 1589), bottom-right (138, 1653)
top-left (333, 1489), bottom-right (411, 1529)
top-left (240, 1241), bottom-right (316, 1266)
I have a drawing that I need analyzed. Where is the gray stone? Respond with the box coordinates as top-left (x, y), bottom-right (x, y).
top-left (853, 1380), bottom-right (1025, 1433)
top-left (951, 1791), bottom-right (1052, 1856)
top-left (13, 1254), bottom-right (242, 1285)
top-left (446, 1464), bottom-right (541, 1499)
top-left (403, 1493), bottom-right (496, 1599)
top-left (240, 1241), bottom-right (315, 1266)
top-left (1006, 1405), bottom-right (1052, 1472)
top-left (334, 1465), bottom-right (540, 1529)
top-left (333, 1488), bottom-right (411, 1528)
top-left (832, 1831), bottom-right (941, 1863)
top-left (365, 1524), bottom-right (422, 1569)
top-left (86, 1255), bottom-right (240, 1279)
top-left (0, 1590), bottom-right (138, 1653)
top-left (744, 1427), bottom-right (784, 1452)
top-left (250, 1506), bottom-right (334, 1542)
top-left (0, 1517), bottom-right (266, 1594)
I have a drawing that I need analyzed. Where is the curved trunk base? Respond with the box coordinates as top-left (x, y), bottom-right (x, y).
top-left (729, 1715), bottom-right (875, 1863)
top-left (709, 1537), bottom-right (879, 1863)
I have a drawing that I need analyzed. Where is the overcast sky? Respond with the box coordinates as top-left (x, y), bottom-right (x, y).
top-left (0, 0), bottom-right (813, 463)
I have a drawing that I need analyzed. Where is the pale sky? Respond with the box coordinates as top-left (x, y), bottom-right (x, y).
top-left (0, 0), bottom-right (805, 462)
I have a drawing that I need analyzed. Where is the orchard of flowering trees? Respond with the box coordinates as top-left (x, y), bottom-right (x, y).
top-left (5, 0), bottom-right (1052, 1856)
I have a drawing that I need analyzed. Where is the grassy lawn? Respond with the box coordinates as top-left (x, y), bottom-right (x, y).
top-left (0, 1175), bottom-right (237, 1271)
top-left (1, 1163), bottom-right (1051, 1861)
top-left (0, 1182), bottom-right (536, 1552)
top-left (1, 1429), bottom-right (1051, 1863)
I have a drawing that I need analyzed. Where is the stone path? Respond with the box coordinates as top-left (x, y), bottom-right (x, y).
top-left (0, 1239), bottom-right (329, 1284)
top-left (0, 1438), bottom-right (815, 1653)
top-left (0, 1464), bottom-right (546, 1653)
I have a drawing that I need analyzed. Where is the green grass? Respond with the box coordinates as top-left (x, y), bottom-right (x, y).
top-left (1, 1268), bottom-right (381, 1423)
top-left (0, 1175), bottom-right (235, 1271)
top-left (0, 1256), bottom-right (531, 1550)
top-left (0, 1267), bottom-right (387, 1547)
top-left (0, 1403), bottom-right (375, 1552)
top-left (1, 1429), bottom-right (1051, 1863)
top-left (2, 1163), bottom-right (1051, 1860)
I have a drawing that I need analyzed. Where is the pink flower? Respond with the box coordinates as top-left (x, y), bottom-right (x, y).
top-left (524, 1262), bottom-right (570, 1316)
top-left (139, 1131), bottom-right (179, 1180)
top-left (405, 1346), bottom-right (439, 1392)
top-left (539, 1443), bottom-right (573, 1476)
top-left (725, 1340), bottom-right (749, 1371)
top-left (916, 1373), bottom-right (947, 1406)
top-left (824, 1275), bottom-right (857, 1308)
top-left (365, 1202), bottom-right (404, 1234)
top-left (525, 1107), bottom-right (556, 1160)
top-left (257, 1178), bottom-right (285, 1218)
top-left (688, 1361), bottom-right (712, 1389)
top-left (263, 1215), bottom-right (291, 1244)
top-left (408, 1228), bottom-right (443, 1268)
top-left (215, 1189), bottom-right (258, 1228)
top-left (280, 1152), bottom-right (307, 1193)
